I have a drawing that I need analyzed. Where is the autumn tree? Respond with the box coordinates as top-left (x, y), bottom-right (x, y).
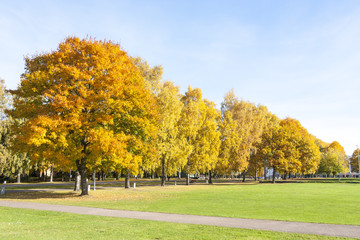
top-left (247, 106), bottom-right (278, 180)
top-left (0, 80), bottom-right (31, 182)
top-left (298, 134), bottom-right (321, 176)
top-left (318, 148), bottom-right (345, 176)
top-left (188, 99), bottom-right (221, 183)
top-left (318, 141), bottom-right (348, 176)
top-left (131, 57), bottom-right (163, 183)
top-left (218, 90), bottom-right (272, 180)
top-left (350, 148), bottom-right (360, 173)
top-left (256, 125), bottom-right (297, 183)
top-left (156, 81), bottom-right (187, 186)
top-left (178, 86), bottom-right (210, 185)
top-left (8, 37), bottom-right (157, 195)
top-left (131, 57), bottom-right (163, 94)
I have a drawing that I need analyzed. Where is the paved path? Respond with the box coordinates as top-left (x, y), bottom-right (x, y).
top-left (0, 200), bottom-right (359, 239)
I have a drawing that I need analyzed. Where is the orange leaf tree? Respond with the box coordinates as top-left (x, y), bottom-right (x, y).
top-left (8, 37), bottom-right (158, 195)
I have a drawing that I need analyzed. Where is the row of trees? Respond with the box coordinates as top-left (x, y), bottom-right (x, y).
top-left (0, 37), bottom-right (355, 195)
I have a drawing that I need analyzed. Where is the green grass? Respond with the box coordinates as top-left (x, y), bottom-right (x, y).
top-left (2, 183), bottom-right (360, 225)
top-left (0, 206), bottom-right (353, 240)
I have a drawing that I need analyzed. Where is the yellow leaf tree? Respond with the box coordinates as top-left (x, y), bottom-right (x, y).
top-left (178, 86), bottom-right (210, 185)
top-left (218, 90), bottom-right (271, 180)
top-left (255, 119), bottom-right (300, 183)
top-left (156, 81), bottom-right (187, 186)
top-left (8, 37), bottom-right (157, 195)
top-left (318, 141), bottom-right (348, 176)
top-left (188, 99), bottom-right (221, 183)
top-left (350, 148), bottom-right (360, 173)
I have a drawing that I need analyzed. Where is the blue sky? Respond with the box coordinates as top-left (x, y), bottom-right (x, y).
top-left (1, 0), bottom-right (360, 154)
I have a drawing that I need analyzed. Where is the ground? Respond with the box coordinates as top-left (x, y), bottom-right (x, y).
top-left (1, 179), bottom-right (359, 239)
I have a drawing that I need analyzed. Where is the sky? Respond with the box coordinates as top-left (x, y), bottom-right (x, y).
top-left (0, 0), bottom-right (359, 154)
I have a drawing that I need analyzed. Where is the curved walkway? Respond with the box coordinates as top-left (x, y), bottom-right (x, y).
top-left (0, 200), bottom-right (359, 238)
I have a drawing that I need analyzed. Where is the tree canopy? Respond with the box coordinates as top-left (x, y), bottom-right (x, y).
top-left (8, 37), bottom-right (158, 194)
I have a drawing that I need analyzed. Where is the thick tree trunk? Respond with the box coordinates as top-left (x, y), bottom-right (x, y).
top-left (50, 164), bottom-right (54, 183)
top-left (79, 158), bottom-right (88, 196)
top-left (272, 167), bottom-right (276, 184)
top-left (161, 155), bottom-right (166, 187)
top-left (125, 170), bottom-right (130, 188)
top-left (186, 173), bottom-right (190, 185)
top-left (283, 171), bottom-right (287, 180)
top-left (116, 172), bottom-right (119, 180)
top-left (74, 170), bottom-right (81, 191)
top-left (17, 169), bottom-right (21, 183)
top-left (208, 170), bottom-right (213, 184)
top-left (242, 171), bottom-right (246, 182)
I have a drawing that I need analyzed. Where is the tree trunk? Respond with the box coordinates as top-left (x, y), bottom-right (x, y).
top-left (208, 170), bottom-right (213, 184)
top-left (283, 171), bottom-right (287, 180)
top-left (186, 173), bottom-right (190, 185)
top-left (255, 168), bottom-right (257, 181)
top-left (79, 158), bottom-right (88, 196)
top-left (242, 171), bottom-right (246, 182)
top-left (161, 155), bottom-right (166, 187)
top-left (116, 172), bottom-right (119, 180)
top-left (264, 159), bottom-right (267, 180)
top-left (125, 170), bottom-right (130, 188)
top-left (74, 170), bottom-right (81, 191)
top-left (93, 170), bottom-right (96, 191)
top-left (98, 171), bottom-right (101, 181)
top-left (43, 169), bottom-right (46, 182)
top-left (17, 168), bottom-right (21, 183)
top-left (50, 164), bottom-right (54, 183)
top-left (272, 167), bottom-right (276, 184)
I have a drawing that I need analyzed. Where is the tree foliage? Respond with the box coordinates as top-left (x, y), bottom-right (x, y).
top-left (8, 37), bottom-right (157, 194)
top-left (350, 148), bottom-right (360, 173)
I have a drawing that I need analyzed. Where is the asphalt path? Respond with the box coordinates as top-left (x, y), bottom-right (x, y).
top-left (0, 200), bottom-right (359, 238)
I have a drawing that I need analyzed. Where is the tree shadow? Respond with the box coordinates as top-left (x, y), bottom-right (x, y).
top-left (0, 190), bottom-right (81, 200)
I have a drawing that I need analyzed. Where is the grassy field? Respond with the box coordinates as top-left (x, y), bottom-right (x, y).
top-left (0, 206), bottom-right (354, 240)
top-left (2, 182), bottom-right (360, 225)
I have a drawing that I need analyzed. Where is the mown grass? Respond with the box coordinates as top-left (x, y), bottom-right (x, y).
top-left (0, 206), bottom-right (354, 240)
top-left (2, 183), bottom-right (360, 225)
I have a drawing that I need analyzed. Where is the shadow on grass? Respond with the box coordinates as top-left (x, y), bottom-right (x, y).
top-left (0, 190), bottom-right (80, 200)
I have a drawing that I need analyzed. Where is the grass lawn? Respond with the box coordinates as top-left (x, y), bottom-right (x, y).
top-left (0, 206), bottom-right (353, 240)
top-left (2, 182), bottom-right (360, 225)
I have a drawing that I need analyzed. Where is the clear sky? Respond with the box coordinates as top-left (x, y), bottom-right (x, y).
top-left (1, 0), bottom-right (359, 154)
